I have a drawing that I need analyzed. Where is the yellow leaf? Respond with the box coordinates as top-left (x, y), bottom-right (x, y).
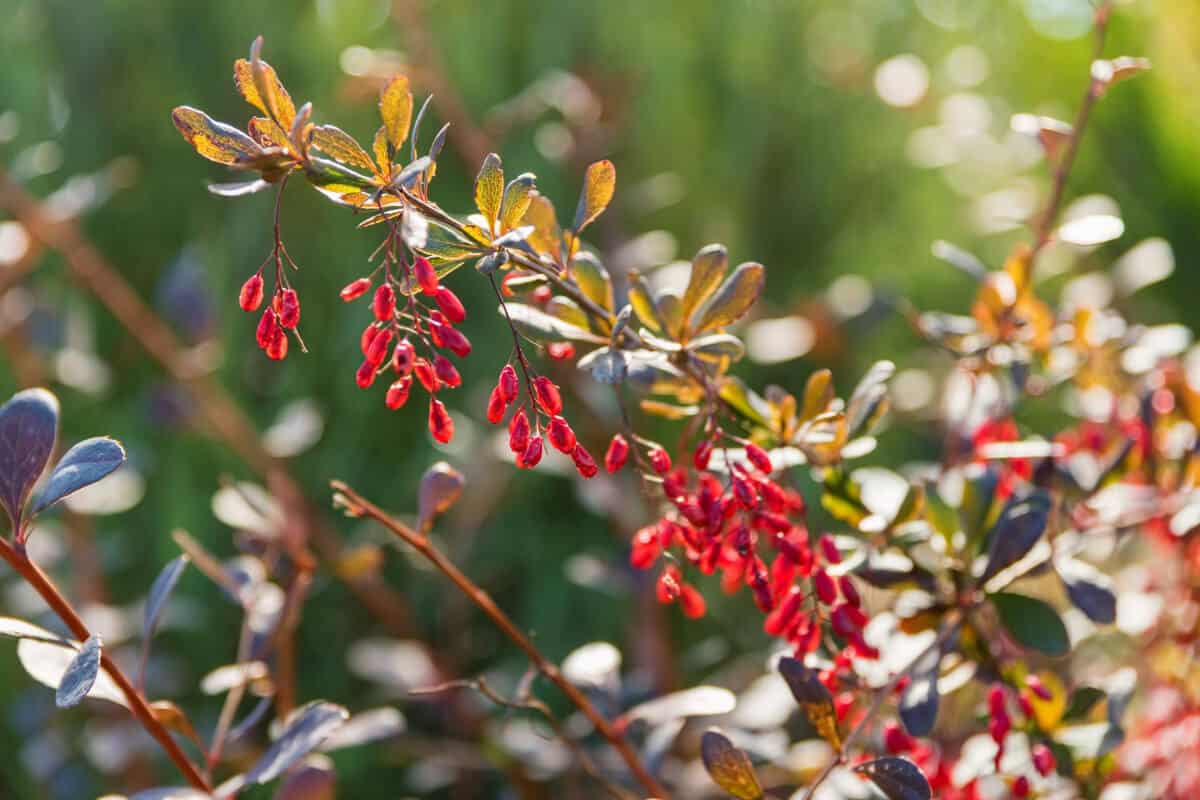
top-left (627, 270), bottom-right (666, 333)
top-left (691, 262), bottom-right (765, 335)
top-left (571, 252), bottom-right (614, 312)
top-left (171, 106), bottom-right (262, 166)
top-left (474, 153), bottom-right (504, 233)
top-left (247, 116), bottom-right (289, 149)
top-left (499, 173), bottom-right (537, 232)
top-left (1029, 671), bottom-right (1067, 732)
top-left (700, 730), bottom-right (763, 800)
top-left (372, 127), bottom-right (390, 177)
top-left (379, 75), bottom-right (413, 150)
top-left (573, 159), bottom-right (616, 232)
top-left (311, 125), bottom-right (378, 174)
top-left (779, 657), bottom-right (842, 752)
top-left (801, 369), bottom-right (833, 422)
top-left (243, 37), bottom-right (295, 128)
top-left (522, 193), bottom-right (562, 260)
top-left (680, 244), bottom-right (729, 322)
top-left (640, 399), bottom-right (700, 420)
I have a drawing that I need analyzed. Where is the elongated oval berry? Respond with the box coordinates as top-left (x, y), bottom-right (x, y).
top-left (838, 575), bottom-right (861, 607)
top-left (649, 446), bottom-right (672, 476)
top-left (486, 386), bottom-right (507, 423)
top-left (239, 273), bottom-right (264, 311)
top-left (265, 326), bottom-right (288, 360)
top-left (548, 415), bottom-right (576, 453)
top-left (819, 533), bottom-right (841, 564)
top-left (571, 443), bottom-right (598, 478)
top-left (517, 435), bottom-right (543, 468)
top-left (356, 360), bottom-right (377, 389)
top-left (679, 583), bottom-right (706, 618)
top-left (656, 565), bottom-right (682, 603)
top-left (373, 284), bottom-right (396, 321)
top-left (428, 398), bottom-right (454, 443)
top-left (813, 568), bottom-right (837, 605)
top-left (277, 288), bottom-right (300, 329)
top-left (340, 277), bottom-right (371, 302)
top-left (414, 256), bottom-right (438, 295)
top-left (883, 720), bottom-right (914, 754)
top-left (437, 323), bottom-right (472, 357)
top-left (434, 286), bottom-right (466, 323)
top-left (366, 328), bottom-right (394, 366)
top-left (1032, 743), bottom-right (1056, 776)
top-left (605, 434), bottom-right (629, 473)
top-left (532, 376), bottom-right (562, 415)
top-left (693, 438), bottom-right (713, 470)
top-left (433, 355), bottom-right (461, 388)
top-left (630, 526), bottom-right (661, 568)
top-left (256, 309), bottom-right (278, 349)
top-left (498, 365), bottom-right (519, 403)
top-left (413, 359), bottom-right (439, 393)
top-left (385, 377), bottom-right (411, 409)
top-left (508, 408), bottom-right (531, 454)
top-left (745, 442), bottom-right (772, 474)
top-left (392, 340), bottom-right (415, 375)
top-left (361, 323), bottom-right (379, 355)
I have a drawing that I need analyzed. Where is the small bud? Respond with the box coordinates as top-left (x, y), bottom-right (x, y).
top-left (531, 284), bottom-right (552, 305)
top-left (813, 568), bottom-right (837, 605)
top-left (340, 277), bottom-right (372, 302)
top-left (265, 326), bottom-right (288, 360)
top-left (414, 256), bottom-right (439, 295)
top-left (277, 288), bottom-right (300, 329)
top-left (373, 284), bottom-right (396, 321)
top-left (428, 398), bottom-right (454, 443)
top-left (1025, 674), bottom-right (1053, 701)
top-left (256, 309), bottom-right (278, 349)
top-left (498, 364), bottom-right (519, 403)
top-left (433, 355), bottom-right (461, 388)
top-left (385, 377), bottom-right (411, 409)
top-left (532, 376), bottom-right (562, 415)
top-left (548, 415), bottom-right (576, 453)
top-left (988, 684), bottom-right (1008, 717)
top-left (434, 286), bottom-right (466, 323)
top-left (571, 443), bottom-right (598, 478)
top-left (239, 273), bottom-right (264, 311)
top-left (486, 386), bottom-right (507, 423)
top-left (745, 443), bottom-right (772, 474)
top-left (508, 408), bottom-right (531, 454)
top-left (392, 340), bottom-right (415, 375)
top-left (605, 434), bottom-right (629, 473)
top-left (356, 360), bottom-right (377, 389)
top-left (517, 435), bottom-right (543, 468)
top-left (547, 342), bottom-right (575, 360)
top-left (649, 446), bottom-right (672, 475)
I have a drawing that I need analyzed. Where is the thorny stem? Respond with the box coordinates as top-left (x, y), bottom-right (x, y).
top-left (0, 537), bottom-right (212, 792)
top-left (330, 480), bottom-right (672, 800)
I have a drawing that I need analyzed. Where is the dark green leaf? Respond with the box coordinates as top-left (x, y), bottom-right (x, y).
top-left (1063, 686), bottom-right (1105, 722)
top-left (990, 592), bottom-right (1070, 657)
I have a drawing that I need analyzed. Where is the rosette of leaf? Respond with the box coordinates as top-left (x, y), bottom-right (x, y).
top-left (173, 36), bottom-right (440, 205)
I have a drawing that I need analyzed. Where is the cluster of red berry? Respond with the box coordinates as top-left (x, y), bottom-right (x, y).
top-left (486, 366), bottom-right (597, 477)
top-left (239, 273), bottom-right (298, 360)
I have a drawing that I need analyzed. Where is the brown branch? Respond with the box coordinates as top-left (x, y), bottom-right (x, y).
top-left (330, 479), bottom-right (671, 800)
top-left (0, 537), bottom-right (212, 792)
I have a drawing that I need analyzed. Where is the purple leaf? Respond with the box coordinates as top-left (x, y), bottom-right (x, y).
top-left (246, 700), bottom-right (348, 784)
top-left (56, 635), bottom-right (103, 709)
top-left (32, 437), bottom-right (126, 515)
top-left (0, 388), bottom-right (59, 530)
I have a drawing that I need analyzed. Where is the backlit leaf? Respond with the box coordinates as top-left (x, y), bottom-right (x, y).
top-left (1058, 214), bottom-right (1124, 247)
top-left (208, 179), bottom-right (270, 197)
top-left (700, 729), bottom-right (763, 800)
top-left (801, 369), bottom-right (834, 422)
top-left (310, 125), bottom-right (377, 174)
top-left (502, 303), bottom-right (607, 344)
top-left (143, 556), bottom-right (190, 645)
top-left (500, 173), bottom-right (537, 232)
top-left (778, 657), bottom-right (841, 751)
top-left (691, 262), bottom-right (765, 335)
top-left (624, 686), bottom-right (736, 726)
top-left (0, 388), bottom-right (58, 529)
top-left (990, 592), bottom-right (1070, 657)
top-left (522, 193), bottom-right (562, 259)
top-left (246, 701), bottom-right (348, 784)
top-left (171, 107), bottom-right (263, 167)
top-left (900, 648), bottom-right (941, 737)
top-left (56, 635), bottom-right (102, 709)
top-left (1056, 558), bottom-right (1116, 624)
top-left (303, 157), bottom-right (375, 197)
top-left (379, 75), bottom-right (413, 150)
top-left (846, 360), bottom-right (895, 438)
top-left (571, 252), bottom-right (614, 312)
top-left (572, 159), bottom-right (616, 233)
top-left (853, 757), bottom-right (931, 800)
top-left (474, 153), bottom-right (504, 232)
top-left (17, 637), bottom-right (126, 706)
top-left (628, 270), bottom-right (666, 333)
top-left (681, 244), bottom-right (729, 322)
top-left (718, 377), bottom-right (773, 428)
top-left (32, 437), bottom-right (125, 514)
top-left (234, 48), bottom-right (295, 128)
top-left (979, 494), bottom-right (1050, 585)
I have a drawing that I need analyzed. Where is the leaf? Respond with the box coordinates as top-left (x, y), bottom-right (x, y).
top-left (899, 649), bottom-right (941, 737)
top-left (931, 240), bottom-right (987, 280)
top-left (0, 388), bottom-right (58, 529)
top-left (689, 333), bottom-right (746, 363)
top-left (628, 270), bottom-right (666, 333)
top-left (681, 244), bottom-right (729, 322)
top-left (303, 157), bottom-right (375, 196)
top-left (1053, 558), bottom-right (1115, 624)
top-left (571, 252), bottom-right (614, 312)
top-left (500, 173), bottom-right (537, 232)
top-left (853, 757), bottom-right (931, 800)
top-left (990, 592), bottom-right (1070, 657)
top-left (310, 125), bottom-right (377, 174)
top-left (56, 635), bottom-right (102, 709)
top-left (172, 107), bottom-right (263, 166)
top-left (691, 262), bottom-right (765, 335)
top-left (718, 377), bottom-right (773, 428)
top-left (208, 179), bottom-right (270, 197)
top-left (522, 193), bottom-right (562, 259)
top-left (237, 40), bottom-right (295, 127)
top-left (801, 369), bottom-right (834, 422)
top-left (846, 360), bottom-right (895, 438)
top-left (379, 75), bottom-right (413, 150)
top-left (0, 616), bottom-right (69, 644)
top-left (778, 657), bottom-right (841, 751)
top-left (31, 437), bottom-right (125, 515)
top-left (1063, 686), bottom-right (1105, 722)
top-left (417, 462), bottom-right (464, 532)
top-left (319, 707), bottom-right (406, 752)
top-left (474, 153), bottom-right (504, 232)
top-left (573, 159), bottom-right (616, 233)
top-left (700, 729), bottom-right (763, 800)
top-left (143, 556), bottom-right (190, 644)
top-left (17, 637), bottom-right (126, 706)
top-left (624, 686), bottom-right (736, 726)
top-left (502, 303), bottom-right (607, 344)
top-left (246, 701), bottom-right (349, 785)
top-left (577, 348), bottom-right (627, 384)
top-left (1058, 214), bottom-right (1124, 247)
top-left (979, 494), bottom-right (1050, 584)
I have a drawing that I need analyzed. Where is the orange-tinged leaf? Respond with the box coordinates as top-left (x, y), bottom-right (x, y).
top-left (522, 193), bottom-right (562, 259)
top-left (656, 291), bottom-right (685, 339)
top-left (628, 270), bottom-right (666, 333)
top-left (311, 125), bottom-right (377, 174)
top-left (474, 153), bottom-right (504, 233)
top-left (778, 657), bottom-right (842, 751)
top-left (247, 116), bottom-right (290, 149)
top-left (500, 173), bottom-right (537, 232)
top-left (244, 37), bottom-right (295, 128)
top-left (571, 252), bottom-right (614, 312)
top-left (700, 730), bottom-right (763, 800)
top-left (573, 159), bottom-right (615, 232)
top-left (691, 262), bottom-right (765, 335)
top-left (801, 368), bottom-right (834, 422)
top-left (171, 106), bottom-right (263, 166)
top-left (379, 75), bottom-right (413, 150)
top-left (681, 244), bottom-right (729, 322)
top-left (372, 127), bottom-right (390, 176)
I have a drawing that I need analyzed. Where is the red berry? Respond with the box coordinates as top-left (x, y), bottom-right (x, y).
top-left (385, 377), bottom-right (411, 409)
top-left (883, 720), bottom-right (914, 754)
top-left (764, 586), bottom-right (804, 636)
top-left (277, 288), bottom-right (300, 329)
top-left (413, 257), bottom-right (438, 295)
top-left (361, 323), bottom-right (379, 355)
top-left (1025, 675), bottom-right (1052, 701)
top-left (649, 447), bottom-right (672, 476)
top-left (547, 342), bottom-right (575, 360)
top-left (373, 284), bottom-right (396, 321)
top-left (1012, 776), bottom-right (1030, 798)
top-left (498, 365), bottom-right (519, 403)
top-left (433, 355), bottom-right (461, 388)
top-left (517, 436), bottom-right (543, 468)
top-left (508, 408), bottom-right (531, 454)
top-left (838, 575), bottom-right (861, 607)
top-left (548, 415), bottom-right (576, 453)
top-left (532, 376), bottom-right (562, 415)
top-left (819, 534), bottom-right (841, 564)
top-left (693, 439), bottom-right (713, 470)
top-left (813, 568), bottom-right (837, 605)
top-left (428, 398), bottom-right (454, 443)
top-left (392, 340), bottom-right (415, 375)
top-left (239, 273), bottom-right (264, 311)
top-left (414, 358), bottom-right (439, 393)
top-left (265, 326), bottom-right (288, 360)
top-left (434, 286), bottom-right (466, 323)
top-left (531, 284), bottom-right (552, 304)
top-left (1032, 743), bottom-right (1056, 776)
top-left (365, 328), bottom-right (394, 366)
top-left (656, 565), bottom-right (682, 603)
top-left (571, 443), bottom-right (598, 478)
top-left (745, 443), bottom-right (772, 474)
top-left (340, 277), bottom-right (371, 302)
top-left (486, 386), bottom-right (507, 423)
top-left (436, 323), bottom-right (472, 357)
top-left (679, 583), bottom-right (706, 618)
top-left (605, 434), bottom-right (629, 473)
top-left (256, 309), bottom-right (278, 349)
top-left (988, 684), bottom-right (1008, 717)
top-left (630, 526), bottom-right (661, 569)
top-left (356, 360), bottom-right (377, 389)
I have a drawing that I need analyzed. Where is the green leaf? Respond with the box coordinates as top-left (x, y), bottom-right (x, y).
top-left (691, 262), bottom-right (765, 335)
top-left (700, 729), bottom-right (763, 800)
top-left (680, 244), bottom-right (728, 322)
top-left (302, 157), bottom-right (375, 196)
top-left (853, 757), bottom-right (931, 800)
top-left (1062, 686), bottom-right (1105, 722)
top-left (990, 592), bottom-right (1070, 657)
top-left (718, 377), bottom-right (773, 428)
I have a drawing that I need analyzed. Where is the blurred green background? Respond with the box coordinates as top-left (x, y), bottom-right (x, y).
top-left (0, 0), bottom-right (1195, 796)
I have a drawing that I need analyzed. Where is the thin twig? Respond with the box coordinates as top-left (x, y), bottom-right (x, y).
top-left (330, 479), bottom-right (671, 799)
